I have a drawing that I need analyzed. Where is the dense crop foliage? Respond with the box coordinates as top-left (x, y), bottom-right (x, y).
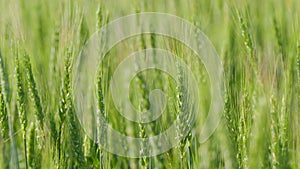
top-left (0, 0), bottom-right (299, 168)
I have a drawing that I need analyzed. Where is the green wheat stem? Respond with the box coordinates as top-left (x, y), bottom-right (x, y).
top-left (0, 49), bottom-right (20, 169)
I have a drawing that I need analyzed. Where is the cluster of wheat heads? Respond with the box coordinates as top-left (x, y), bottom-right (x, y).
top-left (0, 0), bottom-right (300, 168)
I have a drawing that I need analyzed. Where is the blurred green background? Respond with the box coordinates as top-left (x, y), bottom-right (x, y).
top-left (0, 0), bottom-right (299, 168)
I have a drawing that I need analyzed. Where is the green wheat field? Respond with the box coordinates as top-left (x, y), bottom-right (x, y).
top-left (0, 0), bottom-right (299, 168)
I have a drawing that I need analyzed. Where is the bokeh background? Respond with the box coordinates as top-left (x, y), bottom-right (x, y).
top-left (0, 0), bottom-right (299, 168)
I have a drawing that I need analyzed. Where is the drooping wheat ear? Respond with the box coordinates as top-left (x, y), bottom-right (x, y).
top-left (58, 49), bottom-right (85, 168)
top-left (270, 94), bottom-right (279, 169)
top-left (15, 51), bottom-right (27, 135)
top-left (175, 63), bottom-right (184, 147)
top-left (0, 51), bottom-right (10, 102)
top-left (66, 51), bottom-right (85, 168)
top-left (0, 55), bottom-right (8, 140)
top-left (237, 89), bottom-right (251, 169)
top-left (224, 24), bottom-right (244, 167)
top-left (96, 5), bottom-right (104, 31)
top-left (57, 49), bottom-right (72, 166)
top-left (0, 49), bottom-right (19, 169)
top-left (237, 11), bottom-right (257, 78)
top-left (0, 50), bottom-right (9, 169)
top-left (273, 18), bottom-right (285, 59)
top-left (96, 4), bottom-right (106, 54)
top-left (15, 51), bottom-right (29, 169)
top-left (58, 50), bottom-right (72, 124)
top-left (0, 85), bottom-right (9, 168)
top-left (135, 45), bottom-right (151, 169)
top-left (174, 59), bottom-right (192, 168)
top-left (78, 14), bottom-right (89, 48)
top-left (96, 6), bottom-right (111, 168)
top-left (238, 11), bottom-right (254, 60)
top-left (97, 65), bottom-right (106, 120)
top-left (23, 53), bottom-right (45, 168)
top-left (96, 59), bottom-right (105, 169)
top-left (23, 53), bottom-right (44, 129)
top-left (96, 3), bottom-right (106, 118)
top-left (134, 72), bottom-right (150, 169)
